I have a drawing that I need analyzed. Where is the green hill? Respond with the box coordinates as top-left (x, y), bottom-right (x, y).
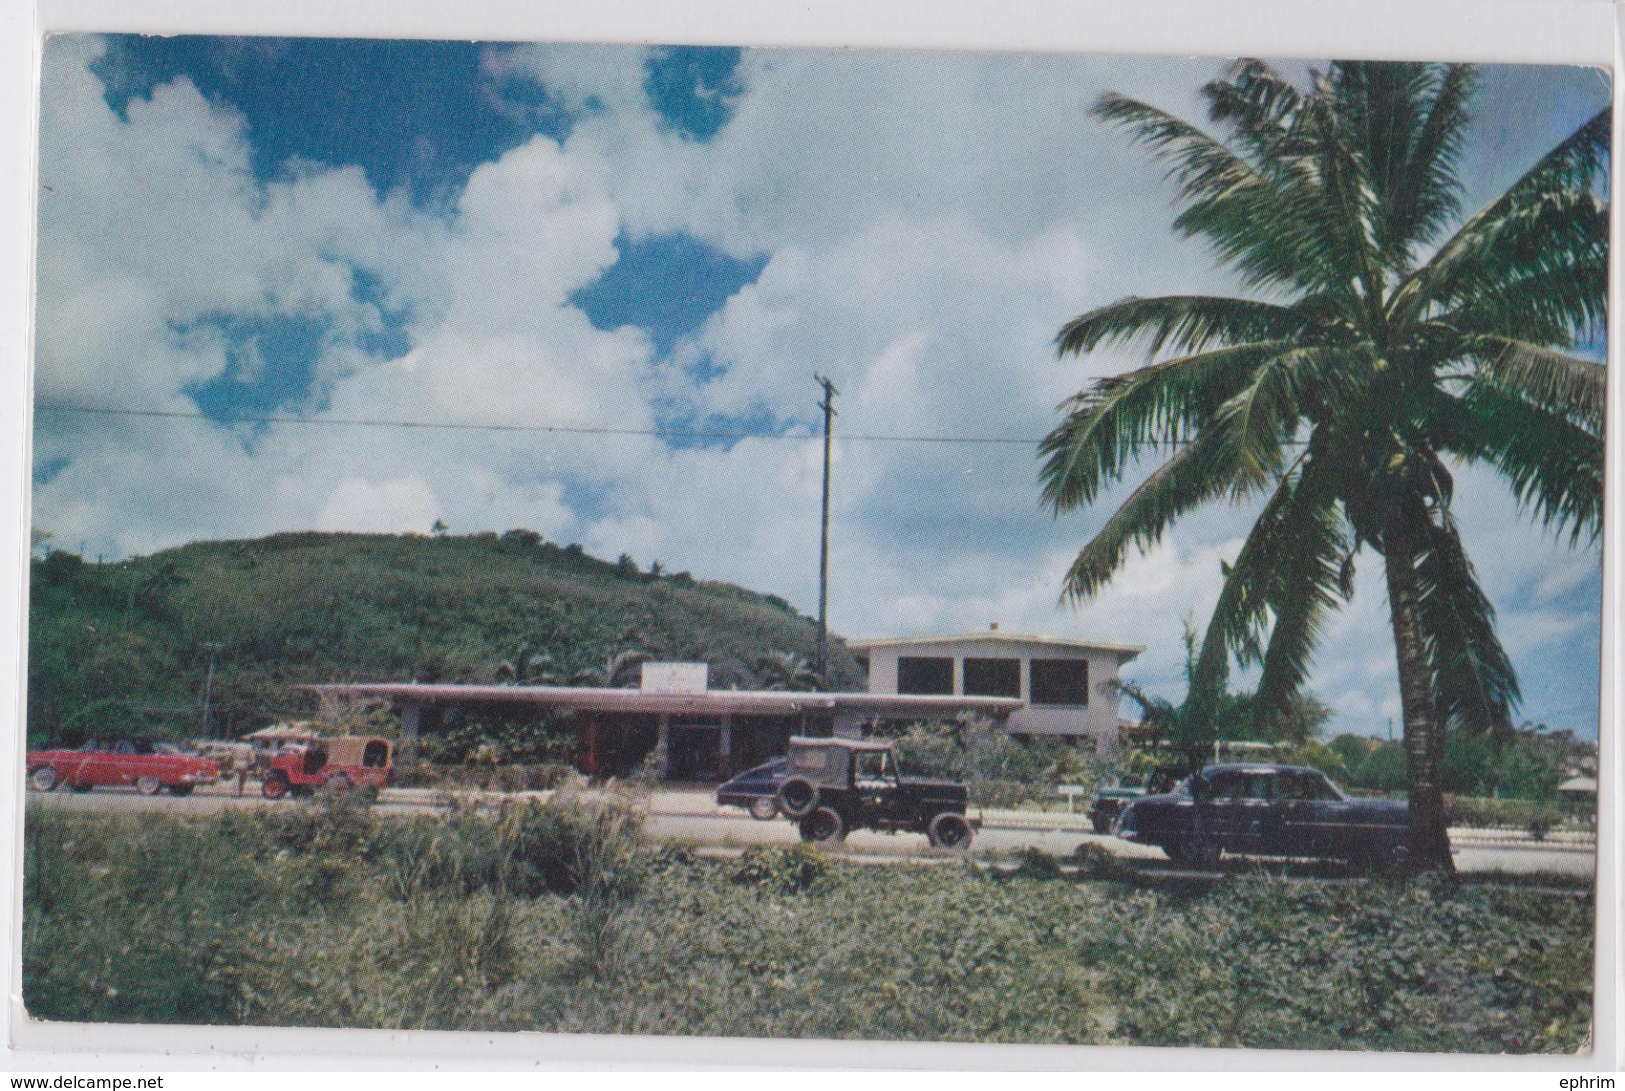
top-left (26, 530), bottom-right (863, 746)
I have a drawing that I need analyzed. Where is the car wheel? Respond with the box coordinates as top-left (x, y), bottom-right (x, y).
top-left (748, 796), bottom-right (779, 821)
top-left (927, 812), bottom-right (974, 850)
top-left (1371, 839), bottom-right (1413, 876)
top-left (1189, 838), bottom-right (1222, 870)
top-left (798, 806), bottom-right (846, 844)
top-left (1090, 813), bottom-right (1113, 835)
top-left (168, 784), bottom-right (194, 797)
top-left (27, 766), bottom-right (57, 792)
top-left (777, 776), bottom-right (820, 819)
top-left (261, 773), bottom-right (289, 800)
top-left (135, 775), bottom-right (162, 796)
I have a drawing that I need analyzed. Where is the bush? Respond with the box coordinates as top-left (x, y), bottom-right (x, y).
top-left (1006, 847), bottom-right (1063, 882)
top-left (1445, 797), bottom-right (1571, 834)
top-left (731, 845), bottom-right (825, 895)
top-left (1070, 842), bottom-right (1133, 881)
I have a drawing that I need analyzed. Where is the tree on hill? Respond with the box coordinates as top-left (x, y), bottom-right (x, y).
top-left (1042, 61), bottom-right (1606, 870)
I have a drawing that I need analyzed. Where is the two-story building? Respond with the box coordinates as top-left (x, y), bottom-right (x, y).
top-left (847, 624), bottom-right (1143, 752)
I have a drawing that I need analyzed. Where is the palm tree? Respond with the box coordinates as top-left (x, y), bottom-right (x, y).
top-left (754, 651), bottom-right (822, 692)
top-left (494, 640), bottom-right (555, 685)
top-left (569, 650), bottom-right (651, 689)
top-left (1041, 61), bottom-right (1606, 871)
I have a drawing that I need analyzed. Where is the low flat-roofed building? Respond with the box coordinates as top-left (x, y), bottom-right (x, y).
top-left (298, 661), bottom-right (1021, 780)
top-left (848, 625), bottom-right (1144, 752)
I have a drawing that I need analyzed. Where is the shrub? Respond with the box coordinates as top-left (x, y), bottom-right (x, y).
top-left (1006, 847), bottom-right (1063, 882)
top-left (731, 845), bottom-right (825, 895)
top-left (1070, 842), bottom-right (1133, 880)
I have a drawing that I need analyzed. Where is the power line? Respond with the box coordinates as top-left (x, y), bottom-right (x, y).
top-left (35, 403), bottom-right (1050, 447)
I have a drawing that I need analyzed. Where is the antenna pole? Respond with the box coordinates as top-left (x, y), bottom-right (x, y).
top-left (815, 375), bottom-right (838, 686)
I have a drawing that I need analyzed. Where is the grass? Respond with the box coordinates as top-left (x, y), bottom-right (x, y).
top-left (22, 798), bottom-right (1595, 1053)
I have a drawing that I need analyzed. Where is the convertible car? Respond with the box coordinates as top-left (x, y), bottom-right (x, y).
top-left (27, 737), bottom-right (220, 796)
top-left (1114, 763), bottom-right (1413, 870)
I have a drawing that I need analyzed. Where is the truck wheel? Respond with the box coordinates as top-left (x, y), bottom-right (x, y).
top-left (798, 806), bottom-right (846, 844)
top-left (135, 775), bottom-right (162, 796)
top-left (927, 812), bottom-right (974, 850)
top-left (261, 773), bottom-right (289, 800)
top-left (777, 777), bottom-right (820, 819)
top-left (326, 773), bottom-right (352, 792)
top-left (748, 796), bottom-right (779, 821)
top-left (27, 766), bottom-right (57, 792)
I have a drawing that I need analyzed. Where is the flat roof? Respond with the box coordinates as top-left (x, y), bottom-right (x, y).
top-left (297, 682), bottom-right (1023, 717)
top-left (846, 630), bottom-right (1144, 658)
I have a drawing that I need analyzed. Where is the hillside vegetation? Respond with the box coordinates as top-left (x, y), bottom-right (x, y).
top-left (27, 530), bottom-right (861, 745)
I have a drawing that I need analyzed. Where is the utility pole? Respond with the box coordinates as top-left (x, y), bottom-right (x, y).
top-left (200, 642), bottom-right (224, 736)
top-left (815, 375), bottom-right (838, 686)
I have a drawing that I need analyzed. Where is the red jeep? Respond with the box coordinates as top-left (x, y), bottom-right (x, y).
top-left (261, 736), bottom-right (392, 799)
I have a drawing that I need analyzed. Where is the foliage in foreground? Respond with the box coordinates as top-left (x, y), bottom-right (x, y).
top-left (22, 804), bottom-right (1593, 1053)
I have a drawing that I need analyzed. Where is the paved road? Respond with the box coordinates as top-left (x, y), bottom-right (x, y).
top-left (26, 784), bottom-right (1595, 878)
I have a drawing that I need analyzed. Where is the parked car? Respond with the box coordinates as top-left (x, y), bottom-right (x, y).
top-left (775, 736), bottom-right (977, 848)
top-left (260, 735), bottom-right (392, 799)
top-left (1114, 763), bottom-right (1411, 870)
top-left (715, 757), bottom-right (789, 819)
top-left (1087, 764), bottom-right (1192, 833)
top-left (26, 737), bottom-right (220, 796)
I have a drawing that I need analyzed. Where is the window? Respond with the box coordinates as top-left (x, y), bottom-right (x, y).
top-left (963, 657), bottom-right (1021, 698)
top-left (897, 656), bottom-right (954, 695)
top-left (1030, 658), bottom-right (1088, 706)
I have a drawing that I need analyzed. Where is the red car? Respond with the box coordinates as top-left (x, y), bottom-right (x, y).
top-left (27, 737), bottom-right (220, 796)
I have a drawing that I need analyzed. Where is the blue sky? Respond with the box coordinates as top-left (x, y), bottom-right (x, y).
top-left (31, 37), bottom-right (1609, 737)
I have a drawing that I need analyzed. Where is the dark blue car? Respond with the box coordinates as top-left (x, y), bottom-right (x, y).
top-left (1116, 763), bottom-right (1412, 871)
top-left (715, 757), bottom-right (788, 820)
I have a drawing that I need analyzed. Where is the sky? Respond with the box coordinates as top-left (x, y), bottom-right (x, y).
top-left (29, 36), bottom-right (1610, 738)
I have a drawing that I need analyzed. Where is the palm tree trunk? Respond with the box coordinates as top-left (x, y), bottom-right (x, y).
top-left (1383, 516), bottom-right (1457, 874)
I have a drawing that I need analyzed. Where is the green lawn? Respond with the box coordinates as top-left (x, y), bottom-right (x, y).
top-left (22, 798), bottom-right (1594, 1053)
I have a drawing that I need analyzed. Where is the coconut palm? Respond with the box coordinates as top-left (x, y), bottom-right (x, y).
top-left (569, 650), bottom-right (651, 689)
top-left (754, 651), bottom-right (822, 692)
top-left (494, 641), bottom-right (555, 685)
top-left (1041, 61), bottom-right (1606, 870)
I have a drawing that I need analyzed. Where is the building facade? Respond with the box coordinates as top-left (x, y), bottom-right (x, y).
top-left (300, 662), bottom-right (1021, 781)
top-left (847, 626), bottom-right (1143, 752)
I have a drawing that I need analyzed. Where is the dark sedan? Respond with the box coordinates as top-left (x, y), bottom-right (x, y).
top-left (1115, 763), bottom-right (1412, 871)
top-left (715, 757), bottom-right (788, 820)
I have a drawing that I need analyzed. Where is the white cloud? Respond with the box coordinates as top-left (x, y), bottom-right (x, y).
top-left (30, 38), bottom-right (1605, 739)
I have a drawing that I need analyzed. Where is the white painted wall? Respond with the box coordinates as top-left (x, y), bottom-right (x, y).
top-left (857, 637), bottom-right (1132, 750)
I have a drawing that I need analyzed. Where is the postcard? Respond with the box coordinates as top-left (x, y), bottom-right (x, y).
top-left (9, 10), bottom-right (1612, 1069)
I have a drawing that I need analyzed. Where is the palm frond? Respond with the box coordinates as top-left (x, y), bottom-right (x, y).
top-left (1055, 294), bottom-right (1307, 359)
top-left (1188, 457), bottom-right (1310, 710)
top-left (1472, 338), bottom-right (1605, 433)
top-left (1331, 62), bottom-right (1475, 266)
top-left (1057, 431), bottom-right (1246, 603)
top-left (1093, 93), bottom-right (1338, 293)
top-left (1440, 382), bottom-right (1604, 544)
top-left (1252, 484), bottom-right (1351, 731)
top-left (1414, 512), bottom-right (1519, 736)
top-left (1039, 340), bottom-right (1288, 512)
top-left (1397, 108), bottom-right (1608, 327)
